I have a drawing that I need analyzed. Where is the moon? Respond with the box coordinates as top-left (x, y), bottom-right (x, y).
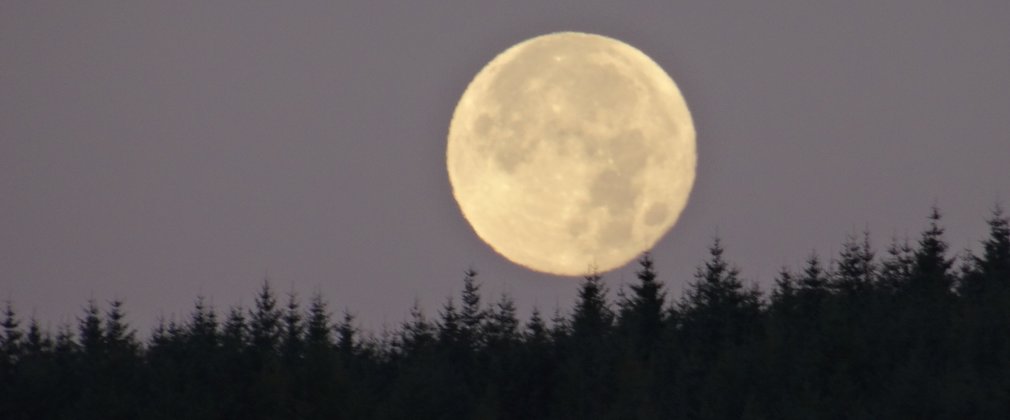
top-left (447, 32), bottom-right (696, 276)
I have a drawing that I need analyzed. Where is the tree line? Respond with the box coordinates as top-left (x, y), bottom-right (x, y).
top-left (1, 206), bottom-right (1008, 419)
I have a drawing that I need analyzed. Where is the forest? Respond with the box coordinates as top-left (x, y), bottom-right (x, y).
top-left (1, 206), bottom-right (1008, 419)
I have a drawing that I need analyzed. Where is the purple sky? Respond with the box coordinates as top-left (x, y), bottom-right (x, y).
top-left (3, 2), bottom-right (1008, 333)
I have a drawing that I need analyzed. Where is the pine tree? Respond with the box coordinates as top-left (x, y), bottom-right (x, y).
top-left (617, 253), bottom-right (666, 350)
top-left (958, 205), bottom-right (1010, 416)
top-left (249, 281), bottom-right (282, 356)
top-left (222, 305), bottom-right (248, 352)
top-left (52, 324), bottom-right (77, 360)
top-left (1, 301), bottom-right (22, 368)
top-left (796, 253), bottom-right (830, 317)
top-left (304, 292), bottom-right (333, 350)
top-left (678, 238), bottom-right (761, 419)
top-left (975, 204), bottom-right (1010, 284)
top-left (570, 271), bottom-right (614, 340)
top-left (104, 299), bottom-right (139, 357)
top-left (79, 299), bottom-right (105, 358)
top-left (459, 268), bottom-right (485, 349)
top-left (557, 271), bottom-right (617, 419)
top-left (281, 292), bottom-right (304, 364)
top-left (23, 318), bottom-right (51, 356)
top-left (799, 253), bottom-right (829, 293)
top-left (771, 267), bottom-right (797, 306)
top-left (834, 231), bottom-right (876, 297)
top-left (437, 297), bottom-right (462, 349)
top-left (399, 300), bottom-right (434, 356)
top-left (186, 296), bottom-right (219, 353)
top-left (486, 293), bottom-right (519, 346)
top-left (524, 307), bottom-right (549, 346)
top-left (549, 306), bottom-right (570, 343)
top-left (336, 310), bottom-right (357, 358)
top-left (680, 238), bottom-right (760, 328)
top-left (880, 236), bottom-right (914, 294)
top-left (911, 207), bottom-right (954, 295)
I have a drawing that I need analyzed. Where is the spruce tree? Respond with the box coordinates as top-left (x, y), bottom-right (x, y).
top-left (617, 253), bottom-right (666, 350)
top-left (486, 293), bottom-right (519, 347)
top-left (23, 318), bottom-right (50, 357)
top-left (678, 238), bottom-right (761, 419)
top-left (222, 305), bottom-right (248, 352)
top-left (459, 268), bottom-right (485, 349)
top-left (249, 281), bottom-right (282, 356)
top-left (911, 207), bottom-right (954, 295)
top-left (336, 310), bottom-right (357, 358)
top-left (399, 300), bottom-right (434, 356)
top-left (437, 297), bottom-right (462, 351)
top-left (524, 307), bottom-right (549, 346)
top-left (880, 236), bottom-right (914, 294)
top-left (188, 296), bottom-right (218, 340)
top-left (281, 292), bottom-right (304, 364)
top-left (798, 253), bottom-right (829, 293)
top-left (834, 231), bottom-right (876, 297)
top-left (79, 299), bottom-right (104, 358)
top-left (570, 271), bottom-right (614, 340)
top-left (304, 292), bottom-right (333, 350)
top-left (1, 301), bottom-right (22, 368)
top-left (680, 238), bottom-right (760, 333)
top-left (975, 204), bottom-right (1010, 283)
top-left (104, 299), bottom-right (139, 357)
top-left (771, 267), bottom-right (797, 306)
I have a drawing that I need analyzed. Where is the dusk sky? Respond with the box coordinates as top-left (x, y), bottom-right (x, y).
top-left (2, 1), bottom-right (1008, 333)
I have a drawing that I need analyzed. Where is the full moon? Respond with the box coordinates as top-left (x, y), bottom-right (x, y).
top-left (447, 32), bottom-right (696, 276)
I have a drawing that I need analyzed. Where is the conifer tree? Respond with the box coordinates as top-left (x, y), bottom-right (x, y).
top-left (1, 301), bottom-right (22, 368)
top-left (437, 297), bottom-right (462, 350)
top-left (880, 236), bottom-right (914, 294)
top-left (281, 292), bottom-right (304, 364)
top-left (681, 238), bottom-right (760, 324)
top-left (771, 267), bottom-right (797, 306)
top-left (549, 306), bottom-right (570, 343)
top-left (222, 305), bottom-right (248, 352)
top-left (459, 268), bottom-right (485, 348)
top-left (249, 281), bottom-right (282, 356)
top-left (975, 204), bottom-right (1010, 283)
top-left (399, 300), bottom-right (434, 356)
top-left (186, 296), bottom-right (219, 353)
top-left (617, 253), bottom-right (666, 350)
top-left (304, 292), bottom-right (333, 350)
top-left (336, 310), bottom-right (357, 358)
top-left (486, 293), bottom-right (519, 346)
top-left (23, 318), bottom-right (50, 357)
top-left (524, 307), bottom-right (549, 346)
top-left (54, 324), bottom-right (77, 356)
top-left (678, 238), bottom-right (762, 419)
top-left (912, 207), bottom-right (954, 295)
top-left (799, 253), bottom-right (829, 293)
top-left (796, 253), bottom-right (830, 318)
top-left (104, 299), bottom-right (139, 357)
top-left (834, 231), bottom-right (877, 296)
top-left (79, 299), bottom-right (104, 358)
top-left (571, 271), bottom-right (614, 340)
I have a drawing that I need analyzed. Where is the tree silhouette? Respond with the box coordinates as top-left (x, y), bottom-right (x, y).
top-left (0, 205), bottom-right (1008, 418)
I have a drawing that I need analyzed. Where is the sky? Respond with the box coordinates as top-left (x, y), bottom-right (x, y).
top-left (2, 1), bottom-right (1008, 334)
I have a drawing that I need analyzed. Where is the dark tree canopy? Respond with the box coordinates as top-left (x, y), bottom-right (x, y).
top-left (1, 206), bottom-right (1009, 419)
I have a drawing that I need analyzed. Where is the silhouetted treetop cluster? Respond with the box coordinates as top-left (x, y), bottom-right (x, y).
top-left (2, 207), bottom-right (1009, 419)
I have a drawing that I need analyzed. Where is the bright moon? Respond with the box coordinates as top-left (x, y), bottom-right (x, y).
top-left (447, 32), bottom-right (696, 276)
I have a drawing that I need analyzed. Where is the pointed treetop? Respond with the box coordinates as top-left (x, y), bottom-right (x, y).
top-left (913, 206), bottom-right (954, 289)
top-left (799, 252), bottom-right (828, 291)
top-left (305, 291), bottom-right (333, 348)
top-left (977, 203), bottom-right (1010, 276)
